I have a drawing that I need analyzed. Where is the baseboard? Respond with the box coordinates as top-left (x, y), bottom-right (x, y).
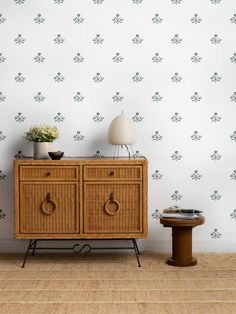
top-left (139, 240), bottom-right (236, 253)
top-left (1, 238), bottom-right (236, 253)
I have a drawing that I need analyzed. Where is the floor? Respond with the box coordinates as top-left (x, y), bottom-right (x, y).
top-left (0, 251), bottom-right (236, 313)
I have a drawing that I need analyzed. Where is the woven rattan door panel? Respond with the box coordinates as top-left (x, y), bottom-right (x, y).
top-left (83, 182), bottom-right (142, 234)
top-left (19, 183), bottom-right (79, 233)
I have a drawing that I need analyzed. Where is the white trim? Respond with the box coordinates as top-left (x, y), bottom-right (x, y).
top-left (138, 240), bottom-right (236, 253)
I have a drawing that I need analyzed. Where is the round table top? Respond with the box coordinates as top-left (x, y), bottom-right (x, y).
top-left (160, 216), bottom-right (205, 227)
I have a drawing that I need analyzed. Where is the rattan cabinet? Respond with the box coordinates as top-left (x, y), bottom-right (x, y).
top-left (14, 158), bottom-right (148, 240)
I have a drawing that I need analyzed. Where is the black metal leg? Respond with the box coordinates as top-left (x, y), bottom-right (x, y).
top-left (132, 238), bottom-right (140, 255)
top-left (32, 240), bottom-right (37, 256)
top-left (73, 243), bottom-right (92, 254)
top-left (132, 239), bottom-right (141, 267)
top-left (20, 238), bottom-right (142, 268)
top-left (21, 239), bottom-right (33, 268)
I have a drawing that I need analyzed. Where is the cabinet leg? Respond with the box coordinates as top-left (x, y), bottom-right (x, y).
top-left (21, 239), bottom-right (33, 268)
top-left (32, 240), bottom-right (37, 256)
top-left (132, 238), bottom-right (140, 255)
top-left (21, 239), bottom-right (142, 268)
top-left (132, 239), bottom-right (141, 267)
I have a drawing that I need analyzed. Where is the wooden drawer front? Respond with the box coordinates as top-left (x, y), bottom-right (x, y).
top-left (83, 182), bottom-right (142, 234)
top-left (84, 166), bottom-right (142, 181)
top-left (19, 183), bottom-right (79, 233)
top-left (19, 166), bottom-right (78, 181)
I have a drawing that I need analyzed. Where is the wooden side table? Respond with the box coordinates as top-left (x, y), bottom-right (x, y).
top-left (160, 216), bottom-right (205, 267)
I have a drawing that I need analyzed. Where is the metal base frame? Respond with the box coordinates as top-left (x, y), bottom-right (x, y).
top-left (21, 238), bottom-right (141, 268)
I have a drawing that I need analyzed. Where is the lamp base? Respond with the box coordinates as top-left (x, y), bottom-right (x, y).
top-left (112, 145), bottom-right (135, 160)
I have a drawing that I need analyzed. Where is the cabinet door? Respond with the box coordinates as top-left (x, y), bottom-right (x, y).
top-left (83, 182), bottom-right (142, 234)
top-left (19, 183), bottom-right (79, 234)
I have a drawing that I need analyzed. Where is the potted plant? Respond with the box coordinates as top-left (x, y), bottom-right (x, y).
top-left (23, 124), bottom-right (59, 159)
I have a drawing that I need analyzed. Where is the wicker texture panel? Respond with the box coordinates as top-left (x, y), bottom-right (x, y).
top-left (84, 183), bottom-right (142, 233)
top-left (14, 159), bottom-right (147, 239)
top-left (84, 166), bottom-right (142, 181)
top-left (19, 183), bottom-right (78, 233)
top-left (19, 166), bottom-right (78, 181)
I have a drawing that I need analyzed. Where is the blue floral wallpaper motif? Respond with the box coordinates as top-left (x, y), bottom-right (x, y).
top-left (0, 0), bottom-right (236, 250)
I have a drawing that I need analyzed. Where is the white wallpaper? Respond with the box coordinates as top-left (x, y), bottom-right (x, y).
top-left (0, 0), bottom-right (236, 251)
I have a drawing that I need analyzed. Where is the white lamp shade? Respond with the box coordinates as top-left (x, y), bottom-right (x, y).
top-left (108, 113), bottom-right (136, 145)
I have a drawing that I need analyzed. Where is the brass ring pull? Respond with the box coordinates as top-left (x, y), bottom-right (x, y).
top-left (41, 193), bottom-right (56, 215)
top-left (104, 193), bottom-right (120, 216)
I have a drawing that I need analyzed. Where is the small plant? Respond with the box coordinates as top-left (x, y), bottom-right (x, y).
top-left (23, 124), bottom-right (59, 142)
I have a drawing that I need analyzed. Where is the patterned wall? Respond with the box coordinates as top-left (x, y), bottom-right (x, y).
top-left (0, 0), bottom-right (236, 251)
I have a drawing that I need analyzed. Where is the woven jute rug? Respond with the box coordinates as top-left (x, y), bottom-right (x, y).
top-left (0, 252), bottom-right (236, 314)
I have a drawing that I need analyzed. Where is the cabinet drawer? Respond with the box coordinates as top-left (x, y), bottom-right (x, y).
top-left (83, 165), bottom-right (142, 181)
top-left (19, 166), bottom-right (78, 181)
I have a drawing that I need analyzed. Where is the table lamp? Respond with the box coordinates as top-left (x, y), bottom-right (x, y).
top-left (107, 111), bottom-right (136, 159)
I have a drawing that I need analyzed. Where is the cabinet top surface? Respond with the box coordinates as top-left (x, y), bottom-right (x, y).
top-left (14, 157), bottom-right (147, 165)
